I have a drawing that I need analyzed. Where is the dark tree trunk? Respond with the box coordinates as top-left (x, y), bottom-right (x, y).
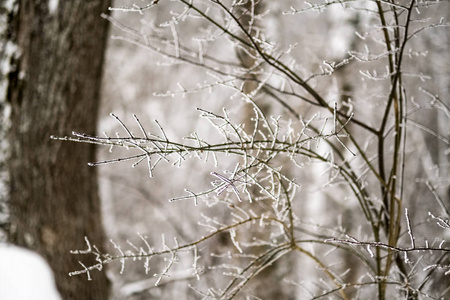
top-left (3, 1), bottom-right (111, 299)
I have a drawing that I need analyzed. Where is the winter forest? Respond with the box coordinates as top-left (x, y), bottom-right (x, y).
top-left (0, 0), bottom-right (449, 299)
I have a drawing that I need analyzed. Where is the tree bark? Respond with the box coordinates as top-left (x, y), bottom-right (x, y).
top-left (3, 1), bottom-right (111, 299)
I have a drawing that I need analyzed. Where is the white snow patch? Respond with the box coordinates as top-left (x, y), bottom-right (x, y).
top-left (48, 0), bottom-right (59, 14)
top-left (3, 0), bottom-right (16, 11)
top-left (0, 244), bottom-right (61, 300)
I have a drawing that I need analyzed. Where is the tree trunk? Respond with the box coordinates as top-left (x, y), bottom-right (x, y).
top-left (2, 1), bottom-right (111, 299)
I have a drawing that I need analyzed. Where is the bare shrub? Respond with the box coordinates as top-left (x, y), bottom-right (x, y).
top-left (53, 1), bottom-right (449, 299)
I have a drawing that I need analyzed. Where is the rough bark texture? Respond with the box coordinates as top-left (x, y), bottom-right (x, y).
top-left (5, 1), bottom-right (111, 299)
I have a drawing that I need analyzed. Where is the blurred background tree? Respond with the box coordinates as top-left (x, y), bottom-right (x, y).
top-left (1, 1), bottom-right (112, 299)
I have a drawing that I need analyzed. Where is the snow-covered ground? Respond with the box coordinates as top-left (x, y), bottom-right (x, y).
top-left (0, 244), bottom-right (61, 300)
